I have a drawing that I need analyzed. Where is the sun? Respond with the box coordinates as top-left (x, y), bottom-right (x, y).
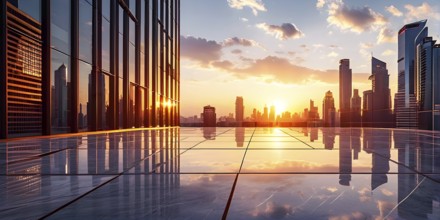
top-left (272, 100), bottom-right (287, 115)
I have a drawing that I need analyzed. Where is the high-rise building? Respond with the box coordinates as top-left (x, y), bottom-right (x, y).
top-left (369, 57), bottom-right (393, 127)
top-left (395, 20), bottom-right (427, 128)
top-left (269, 105), bottom-right (276, 122)
top-left (362, 90), bottom-right (373, 127)
top-left (339, 59), bottom-right (352, 127)
top-left (202, 105), bottom-right (216, 127)
top-left (263, 105), bottom-right (268, 122)
top-left (235, 96), bottom-right (244, 126)
top-left (351, 89), bottom-right (362, 127)
top-left (308, 99), bottom-right (320, 126)
top-left (0, 0), bottom-right (180, 138)
top-left (415, 37), bottom-right (440, 130)
top-left (322, 91), bottom-right (336, 127)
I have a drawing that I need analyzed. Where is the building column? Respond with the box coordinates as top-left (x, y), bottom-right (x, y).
top-left (71, 0), bottom-right (79, 133)
top-left (42, 0), bottom-right (51, 135)
top-left (0, 0), bottom-right (7, 139)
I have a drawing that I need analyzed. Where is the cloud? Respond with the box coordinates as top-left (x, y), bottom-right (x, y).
top-left (231, 49), bottom-right (243, 54)
top-left (327, 2), bottom-right (387, 33)
top-left (316, 0), bottom-right (326, 9)
top-left (223, 37), bottom-right (259, 47)
top-left (385, 5), bottom-right (402, 17)
top-left (227, 0), bottom-right (266, 16)
top-left (381, 49), bottom-right (395, 56)
top-left (328, 51), bottom-right (339, 57)
top-left (212, 55), bottom-right (370, 85)
top-left (251, 201), bottom-right (294, 219)
top-left (240, 17), bottom-right (249, 22)
top-left (360, 42), bottom-right (373, 57)
top-left (404, 2), bottom-right (440, 22)
top-left (180, 36), bottom-right (222, 66)
top-left (377, 27), bottom-right (395, 44)
top-left (257, 23), bottom-right (304, 40)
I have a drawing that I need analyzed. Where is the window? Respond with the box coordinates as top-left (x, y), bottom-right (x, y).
top-left (51, 0), bottom-right (71, 54)
top-left (51, 49), bottom-right (71, 133)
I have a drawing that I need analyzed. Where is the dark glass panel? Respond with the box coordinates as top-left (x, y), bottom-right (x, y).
top-left (51, 49), bottom-right (71, 133)
top-left (78, 61), bottom-right (92, 131)
top-left (79, 0), bottom-right (93, 63)
top-left (51, 0), bottom-right (71, 54)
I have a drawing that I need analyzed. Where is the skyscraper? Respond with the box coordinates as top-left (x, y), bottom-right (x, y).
top-left (415, 37), bottom-right (440, 130)
top-left (395, 20), bottom-right (427, 128)
top-left (339, 59), bottom-right (352, 127)
top-left (351, 89), bottom-right (362, 127)
top-left (0, 0), bottom-right (180, 138)
top-left (269, 105), bottom-right (276, 122)
top-left (263, 105), bottom-right (268, 122)
top-left (202, 105), bottom-right (216, 127)
top-left (322, 90), bottom-right (336, 127)
top-left (370, 57), bottom-right (392, 127)
top-left (362, 90), bottom-right (373, 127)
top-left (235, 96), bottom-right (244, 127)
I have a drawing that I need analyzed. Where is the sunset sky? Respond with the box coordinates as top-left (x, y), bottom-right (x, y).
top-left (180, 0), bottom-right (440, 117)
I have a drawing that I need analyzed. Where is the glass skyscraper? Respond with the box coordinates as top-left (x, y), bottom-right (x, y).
top-left (395, 20), bottom-right (427, 128)
top-left (0, 0), bottom-right (180, 138)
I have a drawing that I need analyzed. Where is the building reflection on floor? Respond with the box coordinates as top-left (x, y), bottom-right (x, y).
top-left (0, 127), bottom-right (439, 219)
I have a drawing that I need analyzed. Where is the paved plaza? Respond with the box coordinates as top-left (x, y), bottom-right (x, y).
top-left (1, 127), bottom-right (439, 219)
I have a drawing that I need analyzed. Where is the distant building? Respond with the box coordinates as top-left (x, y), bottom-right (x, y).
top-left (269, 105), bottom-right (276, 122)
top-left (308, 100), bottom-right (320, 126)
top-left (395, 20), bottom-right (427, 128)
top-left (362, 90), bottom-right (373, 127)
top-left (339, 59), bottom-right (352, 127)
top-left (322, 90), bottom-right (336, 127)
top-left (368, 57), bottom-right (393, 127)
top-left (263, 105), bottom-right (268, 122)
top-left (351, 89), bottom-right (362, 127)
top-left (235, 97), bottom-right (244, 126)
top-left (202, 105), bottom-right (216, 127)
top-left (415, 37), bottom-right (440, 130)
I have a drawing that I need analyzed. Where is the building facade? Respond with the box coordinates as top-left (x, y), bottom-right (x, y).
top-left (235, 96), bottom-right (244, 126)
top-left (350, 89), bottom-right (362, 127)
top-left (395, 20), bottom-right (427, 128)
top-left (369, 57), bottom-right (393, 127)
top-left (322, 90), bottom-right (335, 127)
top-left (0, 0), bottom-right (180, 138)
top-left (202, 105), bottom-right (216, 127)
top-left (339, 59), bottom-right (352, 127)
top-left (415, 37), bottom-right (440, 130)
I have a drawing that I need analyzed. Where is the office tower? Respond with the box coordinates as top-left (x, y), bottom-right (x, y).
top-left (0, 2), bottom-right (42, 137)
top-left (369, 57), bottom-right (393, 127)
top-left (308, 99), bottom-right (319, 126)
top-left (395, 20), bottom-right (427, 128)
top-left (202, 105), bottom-right (216, 127)
top-left (269, 105), bottom-right (276, 122)
top-left (322, 91), bottom-right (336, 127)
top-left (235, 96), bottom-right (244, 126)
top-left (416, 37), bottom-right (440, 130)
top-left (339, 59), bottom-right (352, 127)
top-left (362, 90), bottom-right (373, 127)
top-left (351, 89), bottom-right (362, 127)
top-left (263, 105), bottom-right (268, 121)
top-left (0, 0), bottom-right (180, 138)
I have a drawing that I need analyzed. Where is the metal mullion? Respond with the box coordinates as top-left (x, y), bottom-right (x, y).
top-left (0, 0), bottom-right (7, 138)
top-left (71, 0), bottom-right (79, 133)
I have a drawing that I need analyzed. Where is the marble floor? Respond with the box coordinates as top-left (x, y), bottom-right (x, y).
top-left (1, 127), bottom-right (440, 219)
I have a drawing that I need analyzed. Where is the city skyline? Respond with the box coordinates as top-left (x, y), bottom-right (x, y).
top-left (180, 0), bottom-right (440, 117)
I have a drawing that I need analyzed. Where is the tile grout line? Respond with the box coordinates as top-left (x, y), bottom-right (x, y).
top-left (179, 128), bottom-right (233, 156)
top-left (222, 127), bottom-right (256, 220)
top-left (372, 151), bottom-right (440, 184)
top-left (37, 138), bottom-right (171, 220)
top-left (282, 128), bottom-right (315, 149)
